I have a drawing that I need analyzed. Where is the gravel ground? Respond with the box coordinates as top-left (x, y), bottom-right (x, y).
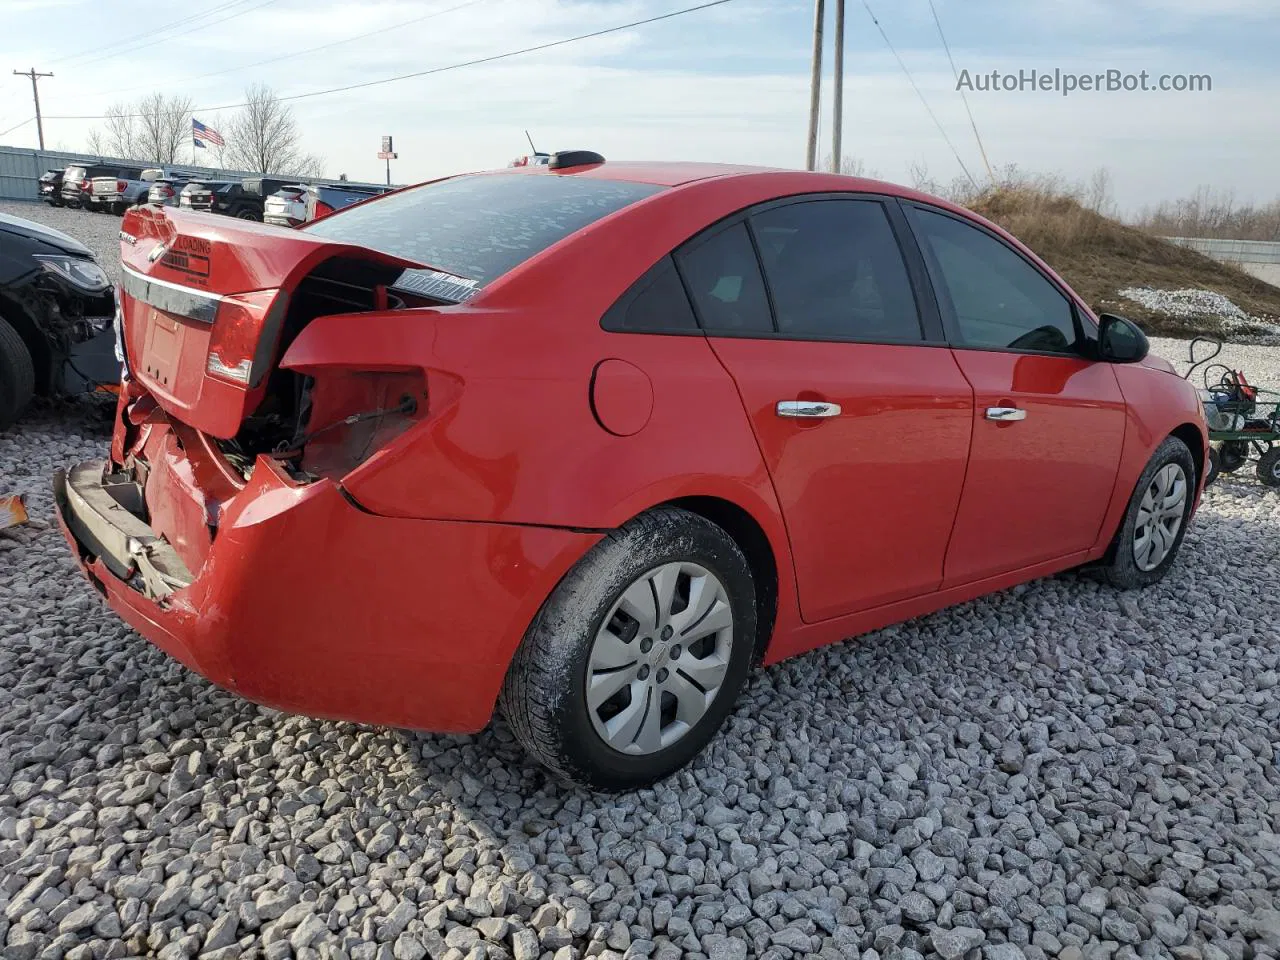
top-left (3, 202), bottom-right (1280, 960)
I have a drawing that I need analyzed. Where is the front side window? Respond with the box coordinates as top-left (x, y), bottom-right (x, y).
top-left (751, 199), bottom-right (923, 342)
top-left (908, 207), bottom-right (1078, 354)
top-left (673, 222), bottom-right (773, 334)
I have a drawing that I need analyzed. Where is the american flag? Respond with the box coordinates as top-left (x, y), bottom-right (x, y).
top-left (192, 118), bottom-right (224, 149)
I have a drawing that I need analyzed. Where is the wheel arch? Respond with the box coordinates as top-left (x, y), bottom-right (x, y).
top-left (662, 495), bottom-right (780, 665)
top-left (1169, 421), bottom-right (1207, 494)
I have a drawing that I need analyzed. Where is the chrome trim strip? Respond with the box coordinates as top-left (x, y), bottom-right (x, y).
top-left (120, 263), bottom-right (223, 324)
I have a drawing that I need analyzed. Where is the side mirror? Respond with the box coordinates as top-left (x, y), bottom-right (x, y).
top-left (1097, 313), bottom-right (1149, 364)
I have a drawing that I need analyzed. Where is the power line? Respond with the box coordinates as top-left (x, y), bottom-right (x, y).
top-left (926, 0), bottom-right (994, 182)
top-left (50, 0), bottom-right (262, 65)
top-left (48, 0), bottom-right (742, 121)
top-left (91, 0), bottom-right (493, 101)
top-left (0, 117), bottom-right (34, 138)
top-left (859, 0), bottom-right (978, 189)
top-left (67, 0), bottom-right (284, 70)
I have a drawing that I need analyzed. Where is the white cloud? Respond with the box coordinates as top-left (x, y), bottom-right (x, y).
top-left (4, 0), bottom-right (1277, 211)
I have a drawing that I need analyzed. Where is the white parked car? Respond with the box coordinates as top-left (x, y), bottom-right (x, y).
top-left (263, 184), bottom-right (308, 227)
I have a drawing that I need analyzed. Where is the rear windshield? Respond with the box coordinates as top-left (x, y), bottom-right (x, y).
top-left (303, 173), bottom-right (663, 299)
top-left (65, 166), bottom-right (86, 179)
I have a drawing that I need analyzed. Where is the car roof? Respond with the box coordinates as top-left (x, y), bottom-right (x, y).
top-left (504, 159), bottom-right (935, 203)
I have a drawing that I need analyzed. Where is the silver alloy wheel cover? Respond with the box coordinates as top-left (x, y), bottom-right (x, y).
top-left (1133, 462), bottom-right (1188, 572)
top-left (585, 561), bottom-right (734, 755)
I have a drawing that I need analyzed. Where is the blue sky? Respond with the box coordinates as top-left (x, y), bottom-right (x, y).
top-left (3, 0), bottom-right (1278, 211)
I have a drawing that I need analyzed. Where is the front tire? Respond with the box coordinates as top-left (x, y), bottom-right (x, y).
top-left (0, 316), bottom-right (36, 431)
top-left (501, 507), bottom-right (756, 791)
top-left (1097, 436), bottom-right (1196, 589)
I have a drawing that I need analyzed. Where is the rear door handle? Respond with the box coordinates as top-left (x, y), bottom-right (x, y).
top-left (776, 400), bottom-right (842, 419)
top-left (985, 406), bottom-right (1027, 422)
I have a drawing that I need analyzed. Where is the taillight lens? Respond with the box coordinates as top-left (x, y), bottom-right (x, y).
top-left (312, 200), bottom-right (335, 221)
top-left (118, 180), bottom-right (127, 192)
top-left (206, 290), bottom-right (277, 386)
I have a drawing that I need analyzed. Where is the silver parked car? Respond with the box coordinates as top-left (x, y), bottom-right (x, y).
top-left (263, 184), bottom-right (308, 227)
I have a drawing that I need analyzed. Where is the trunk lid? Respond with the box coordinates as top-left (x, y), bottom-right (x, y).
top-left (118, 206), bottom-right (420, 438)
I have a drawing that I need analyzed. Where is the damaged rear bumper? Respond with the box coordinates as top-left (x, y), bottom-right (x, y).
top-left (54, 456), bottom-right (600, 733)
top-left (54, 462), bottom-right (193, 599)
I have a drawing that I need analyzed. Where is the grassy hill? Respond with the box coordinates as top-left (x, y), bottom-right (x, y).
top-left (968, 186), bottom-right (1280, 340)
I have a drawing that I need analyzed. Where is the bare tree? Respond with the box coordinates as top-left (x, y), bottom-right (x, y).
top-left (87, 102), bottom-right (140, 158)
top-left (224, 84), bottom-right (324, 176)
top-left (85, 94), bottom-right (191, 163)
top-left (136, 92), bottom-right (193, 165)
top-left (821, 154), bottom-right (879, 178)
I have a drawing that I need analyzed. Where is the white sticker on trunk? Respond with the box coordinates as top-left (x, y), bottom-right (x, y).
top-left (392, 268), bottom-right (480, 303)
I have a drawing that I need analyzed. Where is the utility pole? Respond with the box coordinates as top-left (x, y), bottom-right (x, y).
top-left (13, 68), bottom-right (53, 150)
top-left (805, 0), bottom-right (825, 171)
top-left (831, 0), bottom-right (845, 172)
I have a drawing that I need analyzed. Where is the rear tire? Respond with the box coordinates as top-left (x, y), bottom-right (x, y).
top-left (0, 316), bottom-right (36, 431)
top-left (1096, 436), bottom-right (1196, 590)
top-left (501, 507), bottom-right (757, 791)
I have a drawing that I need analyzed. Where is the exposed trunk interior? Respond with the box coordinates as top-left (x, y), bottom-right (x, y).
top-left (212, 255), bottom-right (437, 479)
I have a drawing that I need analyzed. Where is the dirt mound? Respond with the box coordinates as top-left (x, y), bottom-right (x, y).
top-left (969, 187), bottom-right (1280, 340)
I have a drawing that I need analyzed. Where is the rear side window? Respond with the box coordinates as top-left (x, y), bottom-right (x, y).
top-left (674, 222), bottom-right (773, 334)
top-left (908, 207), bottom-right (1078, 354)
top-left (304, 174), bottom-right (663, 295)
top-left (602, 257), bottom-right (698, 333)
top-left (751, 199), bottom-right (923, 342)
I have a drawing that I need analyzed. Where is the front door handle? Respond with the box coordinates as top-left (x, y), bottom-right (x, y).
top-left (776, 400), bottom-right (842, 419)
top-left (985, 406), bottom-right (1027, 422)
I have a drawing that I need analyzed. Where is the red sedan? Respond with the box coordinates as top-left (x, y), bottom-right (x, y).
top-left (56, 153), bottom-right (1208, 790)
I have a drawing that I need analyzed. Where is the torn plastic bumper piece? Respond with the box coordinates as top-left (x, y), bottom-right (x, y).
top-left (52, 461), bottom-right (193, 600)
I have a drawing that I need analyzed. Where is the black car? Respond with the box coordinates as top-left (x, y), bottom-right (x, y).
top-left (0, 212), bottom-right (119, 429)
top-left (181, 176), bottom-right (293, 220)
top-left (60, 162), bottom-right (118, 210)
top-left (38, 169), bottom-right (65, 206)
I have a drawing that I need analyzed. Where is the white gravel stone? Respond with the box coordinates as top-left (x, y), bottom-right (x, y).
top-left (1, 209), bottom-right (1279, 960)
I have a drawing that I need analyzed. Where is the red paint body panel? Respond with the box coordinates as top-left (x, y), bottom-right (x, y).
top-left (1100, 363), bottom-right (1211, 536)
top-left (708, 339), bottom-right (974, 620)
top-left (943, 351), bottom-right (1127, 585)
top-left (59, 456), bottom-right (599, 733)
top-left (56, 164), bottom-right (1211, 738)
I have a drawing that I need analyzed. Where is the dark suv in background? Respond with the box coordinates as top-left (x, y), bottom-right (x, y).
top-left (60, 163), bottom-right (123, 210)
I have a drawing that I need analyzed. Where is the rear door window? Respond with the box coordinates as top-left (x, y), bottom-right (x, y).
top-left (304, 173), bottom-right (662, 297)
top-left (673, 222), bottom-right (773, 335)
top-left (750, 199), bottom-right (924, 342)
